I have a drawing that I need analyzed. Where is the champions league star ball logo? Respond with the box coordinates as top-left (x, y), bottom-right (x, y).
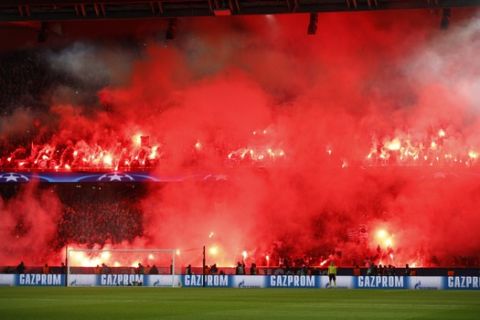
top-left (97, 173), bottom-right (135, 182)
top-left (0, 173), bottom-right (30, 183)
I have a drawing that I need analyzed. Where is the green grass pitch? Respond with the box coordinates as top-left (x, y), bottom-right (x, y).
top-left (0, 287), bottom-right (479, 320)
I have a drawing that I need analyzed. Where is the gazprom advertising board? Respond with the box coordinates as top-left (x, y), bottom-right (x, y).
top-left (232, 276), bottom-right (267, 288)
top-left (182, 275), bottom-right (231, 287)
top-left (66, 274), bottom-right (180, 287)
top-left (409, 276), bottom-right (442, 290)
top-left (96, 274), bottom-right (145, 286)
top-left (15, 274), bottom-right (65, 286)
top-left (444, 276), bottom-right (480, 290)
top-left (320, 275), bottom-right (354, 289)
top-left (266, 275), bottom-right (319, 288)
top-left (354, 276), bottom-right (408, 289)
top-left (2, 274), bottom-right (480, 289)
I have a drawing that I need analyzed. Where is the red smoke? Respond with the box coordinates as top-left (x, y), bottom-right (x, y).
top-left (1, 11), bottom-right (480, 267)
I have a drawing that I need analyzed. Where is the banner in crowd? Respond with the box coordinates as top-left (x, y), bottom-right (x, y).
top-left (0, 274), bottom-right (479, 290)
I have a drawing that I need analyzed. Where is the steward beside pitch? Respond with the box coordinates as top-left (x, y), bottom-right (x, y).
top-left (328, 262), bottom-right (337, 288)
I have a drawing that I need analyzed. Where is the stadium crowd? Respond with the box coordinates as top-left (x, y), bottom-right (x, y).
top-left (53, 184), bottom-right (145, 250)
top-left (9, 259), bottom-right (478, 278)
top-left (56, 200), bottom-right (143, 247)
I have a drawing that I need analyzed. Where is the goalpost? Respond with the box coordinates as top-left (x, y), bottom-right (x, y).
top-left (66, 248), bottom-right (178, 287)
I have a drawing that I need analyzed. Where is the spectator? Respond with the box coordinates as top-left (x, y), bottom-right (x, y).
top-left (101, 263), bottom-right (109, 274)
top-left (250, 263), bottom-right (257, 275)
top-left (137, 263), bottom-right (144, 275)
top-left (149, 265), bottom-right (158, 274)
top-left (378, 264), bottom-right (384, 276)
top-left (235, 262), bottom-right (244, 275)
top-left (16, 261), bottom-right (25, 274)
top-left (43, 264), bottom-right (49, 274)
top-left (274, 266), bottom-right (285, 275)
top-left (405, 264), bottom-right (410, 276)
top-left (353, 265), bottom-right (361, 276)
top-left (210, 264), bottom-right (218, 274)
top-left (410, 266), bottom-right (417, 276)
top-left (95, 265), bottom-right (101, 274)
top-left (185, 264), bottom-right (192, 275)
top-left (367, 263), bottom-right (373, 276)
top-left (388, 265), bottom-right (396, 276)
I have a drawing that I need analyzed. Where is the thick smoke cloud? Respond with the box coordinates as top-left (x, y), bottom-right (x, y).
top-left (1, 11), bottom-right (480, 267)
top-left (132, 13), bottom-right (480, 267)
top-left (0, 184), bottom-right (60, 265)
top-left (46, 42), bottom-right (137, 88)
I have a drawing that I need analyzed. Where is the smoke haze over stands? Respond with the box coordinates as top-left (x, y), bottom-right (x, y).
top-left (1, 11), bottom-right (480, 268)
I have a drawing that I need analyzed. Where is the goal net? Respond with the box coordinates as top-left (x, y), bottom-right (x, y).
top-left (66, 248), bottom-right (178, 287)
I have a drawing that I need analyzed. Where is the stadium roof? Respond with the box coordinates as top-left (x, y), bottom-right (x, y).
top-left (1, 0), bottom-right (480, 22)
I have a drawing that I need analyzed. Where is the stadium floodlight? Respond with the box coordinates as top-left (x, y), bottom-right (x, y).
top-left (66, 248), bottom-right (178, 287)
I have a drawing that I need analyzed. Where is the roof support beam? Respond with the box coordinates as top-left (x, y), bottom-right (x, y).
top-left (0, 0), bottom-right (479, 22)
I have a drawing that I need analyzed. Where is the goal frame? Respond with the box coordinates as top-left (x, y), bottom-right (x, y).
top-left (66, 247), bottom-right (177, 287)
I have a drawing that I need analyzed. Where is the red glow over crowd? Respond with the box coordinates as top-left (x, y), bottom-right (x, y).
top-left (1, 11), bottom-right (480, 269)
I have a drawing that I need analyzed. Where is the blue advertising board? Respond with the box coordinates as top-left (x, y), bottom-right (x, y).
top-left (443, 276), bottom-right (480, 290)
top-left (4, 274), bottom-right (480, 290)
top-left (266, 275), bottom-right (319, 288)
top-left (15, 274), bottom-right (65, 286)
top-left (354, 276), bottom-right (408, 289)
top-left (96, 274), bottom-right (145, 286)
top-left (182, 275), bottom-right (231, 287)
